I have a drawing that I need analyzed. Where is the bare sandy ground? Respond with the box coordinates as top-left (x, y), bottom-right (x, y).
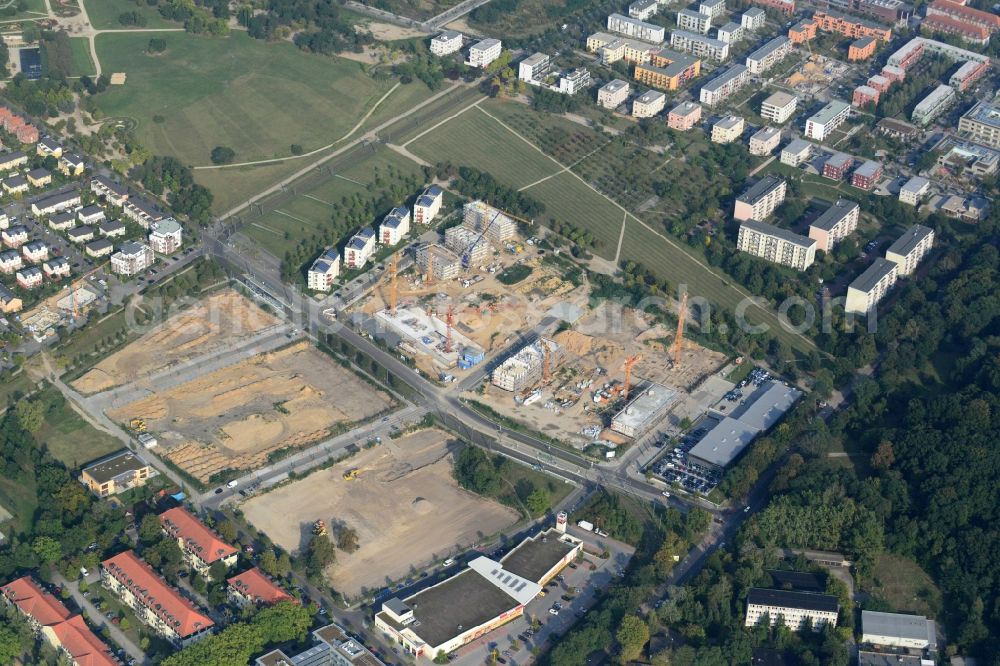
top-left (242, 429), bottom-right (520, 598)
top-left (108, 342), bottom-right (395, 481)
top-left (73, 290), bottom-right (279, 394)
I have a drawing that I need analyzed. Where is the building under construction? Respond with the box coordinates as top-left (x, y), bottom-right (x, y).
top-left (444, 226), bottom-right (492, 266)
top-left (491, 337), bottom-right (563, 392)
top-left (415, 244), bottom-right (462, 281)
top-left (610, 382), bottom-right (677, 438)
top-left (463, 201), bottom-right (519, 244)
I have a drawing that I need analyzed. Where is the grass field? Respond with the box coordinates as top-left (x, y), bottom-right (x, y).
top-left (68, 37), bottom-right (96, 76)
top-left (409, 108), bottom-right (557, 189)
top-left (0, 369), bottom-right (36, 409)
top-left (870, 553), bottom-right (942, 617)
top-left (241, 148), bottom-right (425, 258)
top-left (3, 0), bottom-right (47, 21)
top-left (523, 172), bottom-right (624, 256)
top-left (93, 31), bottom-right (399, 167)
top-left (33, 389), bottom-right (124, 469)
top-left (85, 0), bottom-right (180, 30)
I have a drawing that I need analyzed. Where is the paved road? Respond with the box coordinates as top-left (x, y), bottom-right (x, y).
top-left (52, 571), bottom-right (148, 666)
top-left (423, 0), bottom-right (493, 30)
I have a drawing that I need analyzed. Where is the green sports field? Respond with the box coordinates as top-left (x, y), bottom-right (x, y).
top-left (94, 31), bottom-right (405, 167)
top-left (68, 37), bottom-right (96, 76)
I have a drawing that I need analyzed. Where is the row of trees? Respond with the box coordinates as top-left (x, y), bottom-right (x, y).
top-left (238, 0), bottom-right (373, 54)
top-left (131, 155), bottom-right (214, 224)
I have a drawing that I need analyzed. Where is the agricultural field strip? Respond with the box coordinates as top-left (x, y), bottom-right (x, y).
top-left (475, 106), bottom-right (817, 353)
top-left (517, 139), bottom-right (612, 192)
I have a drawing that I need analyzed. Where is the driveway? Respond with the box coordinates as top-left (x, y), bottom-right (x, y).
top-left (52, 571), bottom-right (148, 665)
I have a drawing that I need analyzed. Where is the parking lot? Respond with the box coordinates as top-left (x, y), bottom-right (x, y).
top-left (446, 532), bottom-right (633, 666)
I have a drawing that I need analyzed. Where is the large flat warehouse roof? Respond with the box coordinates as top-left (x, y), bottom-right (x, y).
top-left (500, 531), bottom-right (576, 583)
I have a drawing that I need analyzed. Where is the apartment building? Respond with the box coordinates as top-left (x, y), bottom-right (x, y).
top-left (754, 0), bottom-right (795, 13)
top-left (789, 18), bottom-right (818, 43)
top-left (586, 32), bottom-right (658, 64)
top-left (958, 101), bottom-right (1000, 149)
top-left (823, 152), bottom-right (853, 179)
top-left (761, 91), bottom-right (798, 124)
top-left (737, 219), bottom-right (816, 270)
top-left (467, 38), bottom-right (502, 68)
top-left (558, 68), bottom-right (591, 94)
top-left (926, 0), bottom-right (1000, 33)
top-left (43, 256), bottom-right (70, 279)
top-left (885, 224), bottom-right (933, 275)
top-left (122, 196), bottom-right (164, 228)
top-left (911, 84), bottom-right (955, 126)
top-left (699, 64), bottom-right (749, 105)
top-left (700, 0), bottom-right (726, 19)
top-left (148, 217), bottom-right (183, 254)
top-left (2, 224), bottom-right (28, 248)
top-left (712, 116), bottom-right (745, 144)
top-left (80, 451), bottom-right (152, 497)
top-left (853, 85), bottom-right (880, 108)
top-left (849, 36), bottom-right (878, 60)
top-left (745, 589), bottom-right (839, 631)
top-left (380, 206), bottom-right (411, 245)
top-left (31, 189), bottom-right (81, 216)
top-left (22, 239), bottom-right (47, 263)
top-left (670, 30), bottom-right (730, 62)
top-left (668, 101), bottom-right (702, 130)
top-left (922, 14), bottom-right (989, 45)
top-left (813, 10), bottom-right (892, 41)
top-left (598, 79), bottom-right (630, 108)
top-left (846, 258), bottom-right (898, 314)
top-left (413, 185), bottom-right (444, 225)
top-left (805, 100), bottom-right (851, 141)
top-left (227, 568), bottom-right (294, 608)
top-left (608, 13), bottom-right (665, 43)
top-left (851, 160), bottom-right (883, 190)
top-left (749, 127), bottom-right (782, 156)
top-left (307, 248), bottom-right (341, 292)
top-left (16, 266), bottom-right (43, 289)
top-left (463, 200), bottom-right (517, 243)
top-left (867, 74), bottom-right (890, 92)
top-left (634, 49), bottom-right (701, 90)
top-left (808, 198), bottom-right (859, 251)
top-left (678, 9), bottom-right (712, 34)
top-left (632, 89), bottom-right (666, 117)
top-left (734, 175), bottom-right (787, 221)
top-left (629, 0), bottom-right (658, 20)
top-left (102, 551), bottom-right (214, 646)
top-left (160, 506), bottom-right (239, 575)
top-left (58, 153), bottom-right (86, 177)
top-left (950, 60), bottom-right (989, 92)
top-left (110, 240), bottom-right (154, 276)
top-left (430, 30), bottom-right (463, 56)
top-left (745, 35), bottom-right (791, 74)
top-left (717, 22), bottom-right (743, 43)
top-left (898, 175), bottom-right (929, 206)
top-left (344, 227), bottom-right (377, 269)
top-left (742, 8), bottom-right (766, 30)
top-left (256, 623), bottom-right (386, 666)
top-left (416, 243), bottom-right (463, 281)
top-left (519, 52), bottom-right (550, 82)
top-left (36, 137), bottom-right (62, 157)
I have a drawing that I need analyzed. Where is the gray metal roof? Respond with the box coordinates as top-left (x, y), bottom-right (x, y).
top-left (861, 610), bottom-right (935, 645)
top-left (687, 417), bottom-right (757, 467)
top-left (729, 381), bottom-right (803, 432)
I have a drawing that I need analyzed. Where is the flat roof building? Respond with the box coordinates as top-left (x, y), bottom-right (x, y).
top-left (737, 219), bottom-right (816, 270)
top-left (885, 224), bottom-right (933, 276)
top-left (846, 258), bottom-right (898, 314)
top-left (633, 89), bottom-right (666, 117)
top-left (687, 417), bottom-right (758, 470)
top-left (746, 588), bottom-right (839, 631)
top-left (671, 30), bottom-right (730, 62)
top-left (699, 64), bottom-right (750, 106)
top-left (712, 115), bottom-right (745, 144)
top-left (430, 30), bottom-right (463, 56)
top-left (634, 48), bottom-right (701, 91)
top-left (734, 175), bottom-right (787, 222)
top-left (467, 38), bottom-right (502, 68)
top-left (608, 13), bottom-right (665, 43)
top-left (851, 160), bottom-right (883, 191)
top-left (491, 338), bottom-right (562, 392)
top-left (668, 101), bottom-right (702, 130)
top-left (678, 8), bottom-right (712, 34)
top-left (808, 198), bottom-right (859, 252)
top-left (898, 175), bottom-right (929, 206)
top-left (958, 100), bottom-right (1000, 149)
top-left (518, 52), bottom-right (551, 82)
top-left (416, 243), bottom-right (462, 281)
top-left (805, 100), bottom-right (851, 141)
top-left (256, 623), bottom-right (386, 666)
top-left (761, 91), bottom-right (797, 124)
top-left (861, 610), bottom-right (936, 650)
top-left (742, 7), bottom-right (766, 30)
top-left (911, 84), bottom-right (955, 126)
top-left (745, 35), bottom-right (791, 74)
top-left (611, 382), bottom-right (678, 438)
top-left (598, 79), bottom-right (631, 109)
top-left (749, 127), bottom-right (782, 156)
top-left (80, 450), bottom-right (152, 497)
top-left (717, 22), bottom-right (744, 43)
top-left (629, 0), bottom-right (659, 20)
top-left (780, 138), bottom-right (813, 166)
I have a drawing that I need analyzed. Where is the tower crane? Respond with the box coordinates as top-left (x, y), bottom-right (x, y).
top-left (444, 304), bottom-right (455, 354)
top-left (623, 354), bottom-right (641, 402)
top-left (388, 253), bottom-right (399, 315)
top-left (672, 291), bottom-right (688, 368)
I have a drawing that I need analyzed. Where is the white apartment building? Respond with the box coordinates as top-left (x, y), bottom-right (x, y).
top-left (463, 200), bottom-right (517, 243)
top-left (805, 100), bottom-right (851, 141)
top-left (745, 589), bottom-right (839, 631)
top-left (745, 35), bottom-right (791, 74)
top-left (807, 198), bottom-right (859, 252)
top-left (430, 30), bottom-right (463, 56)
top-left (633, 89), bottom-right (666, 117)
top-left (111, 241), bottom-right (154, 277)
top-left (598, 79), bottom-right (630, 109)
top-left (741, 7), bottom-right (766, 30)
top-left (629, 0), bottom-right (658, 20)
top-left (711, 116), bottom-right (745, 143)
top-left (677, 9), bottom-right (712, 34)
top-left (780, 138), bottom-right (813, 166)
top-left (761, 91), bottom-right (798, 124)
top-left (885, 224), bottom-right (933, 276)
top-left (749, 127), bottom-right (782, 156)
top-left (898, 176), bottom-right (929, 205)
top-left (344, 227), bottom-right (377, 269)
top-left (559, 68), bottom-right (591, 94)
top-left (717, 22), bottom-right (744, 43)
top-left (308, 248), bottom-right (341, 292)
top-left (671, 30), bottom-right (730, 61)
top-left (846, 258), bottom-right (898, 314)
top-left (380, 206), bottom-right (411, 245)
top-left (519, 52), bottom-right (551, 82)
top-left (911, 84), bottom-right (955, 126)
top-left (699, 0), bottom-right (726, 19)
top-left (737, 219), bottom-right (816, 270)
top-left (413, 185), bottom-right (444, 224)
top-left (148, 217), bottom-right (183, 255)
top-left (607, 13), bottom-right (665, 43)
top-left (467, 38), bottom-right (502, 68)
top-left (700, 64), bottom-right (750, 106)
top-left (733, 175), bottom-right (786, 221)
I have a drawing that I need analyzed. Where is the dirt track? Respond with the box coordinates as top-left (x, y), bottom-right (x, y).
top-left (107, 341), bottom-right (395, 482)
top-left (242, 429), bottom-right (520, 598)
top-left (73, 290), bottom-right (280, 394)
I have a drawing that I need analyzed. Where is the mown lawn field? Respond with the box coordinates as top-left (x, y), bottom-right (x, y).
top-left (409, 108), bottom-right (558, 189)
top-left (34, 391), bottom-right (124, 469)
top-left (86, 0), bottom-right (178, 29)
top-left (523, 172), bottom-right (624, 256)
top-left (68, 37), bottom-right (96, 76)
top-left (93, 32), bottom-right (399, 167)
